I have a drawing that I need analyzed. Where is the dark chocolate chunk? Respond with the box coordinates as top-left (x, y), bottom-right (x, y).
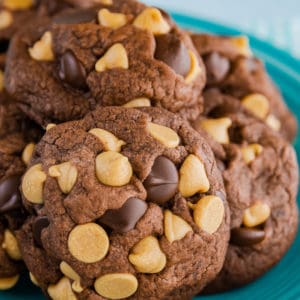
top-left (144, 156), bottom-right (178, 205)
top-left (0, 176), bottom-right (22, 214)
top-left (155, 33), bottom-right (191, 77)
top-left (59, 50), bottom-right (87, 90)
top-left (230, 227), bottom-right (265, 247)
top-left (53, 8), bottom-right (96, 24)
top-left (32, 216), bottom-right (50, 247)
top-left (99, 198), bottom-right (147, 233)
top-left (204, 52), bottom-right (230, 84)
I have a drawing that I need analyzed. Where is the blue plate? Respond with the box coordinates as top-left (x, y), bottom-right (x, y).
top-left (1, 15), bottom-right (300, 300)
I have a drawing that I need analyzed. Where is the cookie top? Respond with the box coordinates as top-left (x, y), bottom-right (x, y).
top-left (193, 89), bottom-right (299, 292)
top-left (19, 106), bottom-right (229, 299)
top-left (191, 33), bottom-right (297, 141)
top-left (5, 0), bottom-right (206, 126)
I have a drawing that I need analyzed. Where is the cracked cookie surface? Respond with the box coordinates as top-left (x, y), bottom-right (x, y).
top-left (5, 0), bottom-right (206, 126)
top-left (191, 33), bottom-right (297, 141)
top-left (193, 89), bottom-right (299, 292)
top-left (17, 106), bottom-right (229, 299)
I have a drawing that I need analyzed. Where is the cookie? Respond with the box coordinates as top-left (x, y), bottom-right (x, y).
top-left (5, 0), bottom-right (206, 126)
top-left (193, 89), bottom-right (299, 292)
top-left (191, 33), bottom-right (297, 141)
top-left (0, 66), bottom-right (42, 289)
top-left (17, 106), bottom-right (229, 299)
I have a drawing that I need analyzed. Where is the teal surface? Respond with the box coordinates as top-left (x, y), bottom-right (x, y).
top-left (2, 15), bottom-right (300, 300)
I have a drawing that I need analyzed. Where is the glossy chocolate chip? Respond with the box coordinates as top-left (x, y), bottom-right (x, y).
top-left (144, 156), bottom-right (178, 205)
top-left (99, 198), bottom-right (147, 233)
top-left (59, 50), bottom-right (87, 90)
top-left (230, 227), bottom-right (266, 247)
top-left (32, 216), bottom-right (50, 247)
top-left (0, 176), bottom-right (22, 214)
top-left (155, 33), bottom-right (191, 77)
top-left (204, 52), bottom-right (230, 84)
top-left (53, 8), bottom-right (96, 24)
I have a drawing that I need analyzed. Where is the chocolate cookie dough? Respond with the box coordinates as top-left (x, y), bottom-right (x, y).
top-left (191, 33), bottom-right (297, 141)
top-left (0, 63), bottom-right (42, 290)
top-left (17, 106), bottom-right (229, 299)
top-left (5, 0), bottom-right (206, 126)
top-left (193, 89), bottom-right (299, 292)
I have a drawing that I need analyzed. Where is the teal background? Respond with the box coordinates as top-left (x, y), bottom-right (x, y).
top-left (1, 14), bottom-right (300, 300)
top-left (145, 0), bottom-right (300, 59)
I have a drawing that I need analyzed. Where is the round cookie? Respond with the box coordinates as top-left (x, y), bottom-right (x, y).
top-left (5, 0), bottom-right (206, 126)
top-left (193, 89), bottom-right (299, 292)
top-left (17, 106), bottom-right (229, 299)
top-left (0, 65), bottom-right (42, 289)
top-left (191, 33), bottom-right (297, 141)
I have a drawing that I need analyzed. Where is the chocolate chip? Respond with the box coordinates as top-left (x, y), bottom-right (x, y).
top-left (0, 40), bottom-right (9, 53)
top-left (230, 227), bottom-right (265, 247)
top-left (53, 8), bottom-right (96, 24)
top-left (144, 156), bottom-right (178, 205)
top-left (59, 50), bottom-right (87, 90)
top-left (204, 52), bottom-right (230, 84)
top-left (155, 33), bottom-right (191, 77)
top-left (99, 198), bottom-right (147, 233)
top-left (0, 176), bottom-right (22, 214)
top-left (32, 216), bottom-right (50, 247)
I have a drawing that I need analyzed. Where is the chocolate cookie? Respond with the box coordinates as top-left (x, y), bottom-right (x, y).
top-left (191, 33), bottom-right (297, 141)
top-left (17, 106), bottom-right (229, 299)
top-left (193, 89), bottom-right (299, 292)
top-left (0, 61), bottom-right (43, 290)
top-left (5, 0), bottom-right (206, 126)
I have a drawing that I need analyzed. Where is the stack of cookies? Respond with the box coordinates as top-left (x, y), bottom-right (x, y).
top-left (0, 0), bottom-right (298, 299)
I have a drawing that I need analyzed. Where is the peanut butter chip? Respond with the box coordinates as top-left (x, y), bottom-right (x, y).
top-left (95, 43), bottom-right (128, 72)
top-left (0, 10), bottom-right (13, 30)
top-left (22, 164), bottom-right (47, 204)
top-left (89, 128), bottom-right (125, 152)
top-left (2, 229), bottom-right (22, 260)
top-left (164, 210), bottom-right (192, 243)
top-left (0, 70), bottom-right (4, 92)
top-left (49, 162), bottom-right (78, 194)
top-left (0, 275), bottom-right (19, 290)
top-left (241, 144), bottom-right (263, 164)
top-left (133, 7), bottom-right (170, 35)
top-left (192, 196), bottom-right (224, 234)
top-left (243, 202), bottom-right (271, 227)
top-left (179, 154), bottom-right (210, 197)
top-left (241, 93), bottom-right (270, 119)
top-left (22, 143), bottom-right (35, 166)
top-left (200, 117), bottom-right (232, 144)
top-left (266, 114), bottom-right (281, 131)
top-left (148, 122), bottom-right (180, 148)
top-left (96, 0), bottom-right (113, 4)
top-left (123, 98), bottom-right (151, 108)
top-left (129, 236), bottom-right (166, 273)
top-left (60, 261), bottom-right (83, 293)
top-left (29, 272), bottom-right (39, 286)
top-left (185, 51), bottom-right (201, 83)
top-left (98, 9), bottom-right (127, 29)
top-left (46, 123), bottom-right (56, 131)
top-left (3, 0), bottom-right (33, 10)
top-left (48, 277), bottom-right (77, 300)
top-left (96, 151), bottom-right (132, 187)
top-left (29, 31), bottom-right (54, 61)
top-left (231, 36), bottom-right (252, 56)
top-left (68, 223), bottom-right (109, 263)
top-left (94, 273), bottom-right (138, 299)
